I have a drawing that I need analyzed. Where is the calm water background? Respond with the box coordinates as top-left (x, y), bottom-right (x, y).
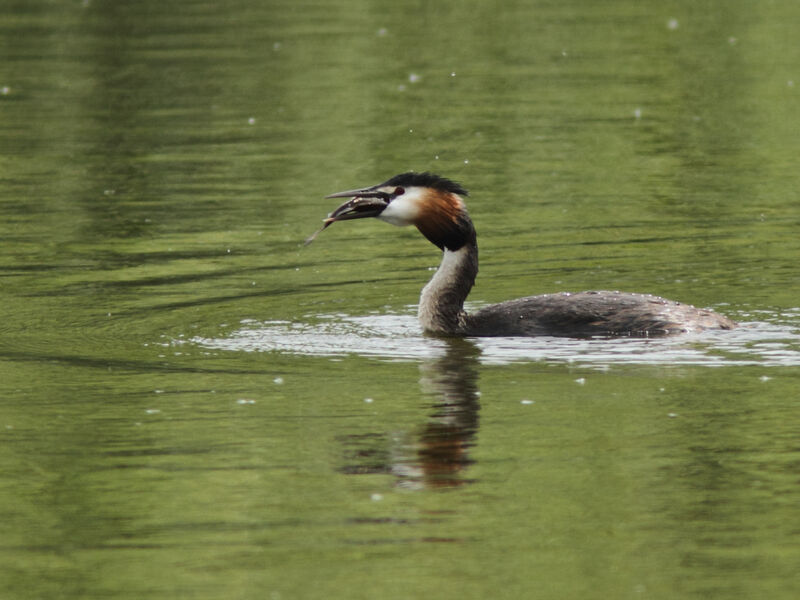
top-left (1, 1), bottom-right (799, 598)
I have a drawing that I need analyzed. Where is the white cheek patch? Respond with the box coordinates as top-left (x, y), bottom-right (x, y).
top-left (378, 187), bottom-right (425, 226)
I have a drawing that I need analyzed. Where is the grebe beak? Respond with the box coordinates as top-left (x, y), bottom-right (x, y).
top-left (324, 186), bottom-right (390, 221)
top-left (304, 185), bottom-right (390, 245)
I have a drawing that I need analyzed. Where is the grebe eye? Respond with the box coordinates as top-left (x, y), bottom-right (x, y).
top-left (393, 187), bottom-right (405, 196)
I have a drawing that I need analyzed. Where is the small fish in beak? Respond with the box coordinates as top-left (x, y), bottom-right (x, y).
top-left (303, 217), bottom-right (335, 246)
top-left (303, 188), bottom-right (391, 246)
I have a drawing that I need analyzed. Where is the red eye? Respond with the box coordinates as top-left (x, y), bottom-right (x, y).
top-left (393, 187), bottom-right (405, 196)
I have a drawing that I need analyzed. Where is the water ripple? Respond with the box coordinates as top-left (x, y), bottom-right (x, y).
top-left (191, 309), bottom-right (800, 369)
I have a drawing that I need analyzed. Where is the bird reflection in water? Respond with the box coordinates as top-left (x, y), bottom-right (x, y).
top-left (411, 338), bottom-right (481, 488)
top-left (338, 339), bottom-right (481, 489)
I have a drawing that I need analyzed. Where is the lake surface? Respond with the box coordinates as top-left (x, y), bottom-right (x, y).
top-left (1, 1), bottom-right (799, 598)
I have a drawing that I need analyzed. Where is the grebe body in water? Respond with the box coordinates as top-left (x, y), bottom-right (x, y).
top-left (311, 172), bottom-right (736, 337)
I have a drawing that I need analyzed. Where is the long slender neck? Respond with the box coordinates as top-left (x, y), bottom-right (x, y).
top-left (418, 239), bottom-right (478, 335)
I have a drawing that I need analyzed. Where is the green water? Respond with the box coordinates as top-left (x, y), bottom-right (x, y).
top-left (2, 1), bottom-right (799, 598)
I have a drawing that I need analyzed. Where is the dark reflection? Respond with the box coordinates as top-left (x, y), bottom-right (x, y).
top-left (410, 338), bottom-right (481, 489)
top-left (339, 338), bottom-right (481, 490)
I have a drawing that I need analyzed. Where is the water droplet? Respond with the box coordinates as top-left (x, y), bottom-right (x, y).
top-left (667, 18), bottom-right (679, 30)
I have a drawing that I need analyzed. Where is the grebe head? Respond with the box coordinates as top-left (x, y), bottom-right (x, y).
top-left (321, 172), bottom-right (473, 251)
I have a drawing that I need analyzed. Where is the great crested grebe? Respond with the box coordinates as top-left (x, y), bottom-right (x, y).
top-left (308, 172), bottom-right (736, 337)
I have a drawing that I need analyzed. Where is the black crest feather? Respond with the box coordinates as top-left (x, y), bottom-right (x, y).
top-left (380, 172), bottom-right (468, 197)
